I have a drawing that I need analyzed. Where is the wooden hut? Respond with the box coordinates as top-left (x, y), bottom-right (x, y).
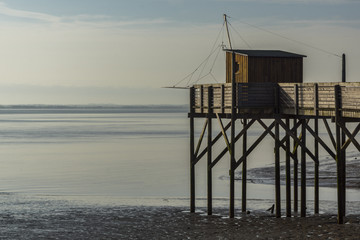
top-left (225, 50), bottom-right (306, 83)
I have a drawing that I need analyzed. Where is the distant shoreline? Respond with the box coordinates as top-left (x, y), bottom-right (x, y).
top-left (0, 104), bottom-right (188, 114)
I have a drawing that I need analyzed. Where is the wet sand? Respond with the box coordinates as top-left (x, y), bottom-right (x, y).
top-left (1, 205), bottom-right (359, 239)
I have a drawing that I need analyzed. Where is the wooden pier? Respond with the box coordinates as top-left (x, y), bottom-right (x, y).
top-left (188, 81), bottom-right (360, 224)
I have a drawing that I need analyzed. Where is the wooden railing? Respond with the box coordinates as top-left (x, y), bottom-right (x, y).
top-left (190, 82), bottom-right (360, 118)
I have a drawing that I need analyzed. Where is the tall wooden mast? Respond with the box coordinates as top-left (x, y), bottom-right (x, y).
top-left (224, 14), bottom-right (232, 50)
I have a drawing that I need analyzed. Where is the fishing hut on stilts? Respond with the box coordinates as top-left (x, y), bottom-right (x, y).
top-left (186, 14), bottom-right (359, 224)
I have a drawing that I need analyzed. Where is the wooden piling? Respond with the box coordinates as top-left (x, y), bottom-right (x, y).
top-left (293, 119), bottom-right (298, 213)
top-left (314, 84), bottom-right (319, 214)
top-left (207, 87), bottom-right (213, 215)
top-left (275, 119), bottom-right (281, 218)
top-left (294, 84), bottom-right (299, 115)
top-left (342, 121), bottom-right (346, 217)
top-left (301, 119), bottom-right (306, 217)
top-left (242, 118), bottom-right (247, 212)
top-left (229, 52), bottom-right (236, 218)
top-left (335, 85), bottom-right (345, 224)
top-left (342, 55), bottom-right (346, 217)
top-left (286, 118), bottom-right (291, 217)
top-left (190, 87), bottom-right (195, 213)
top-left (314, 118), bottom-right (319, 214)
top-left (336, 120), bottom-right (344, 224)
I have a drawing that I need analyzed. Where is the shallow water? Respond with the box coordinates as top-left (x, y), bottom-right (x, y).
top-left (0, 105), bottom-right (358, 214)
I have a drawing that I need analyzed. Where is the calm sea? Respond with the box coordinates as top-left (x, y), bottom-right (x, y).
top-left (0, 105), bottom-right (359, 213)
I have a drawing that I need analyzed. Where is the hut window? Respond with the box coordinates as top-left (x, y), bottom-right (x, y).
top-left (235, 61), bottom-right (240, 73)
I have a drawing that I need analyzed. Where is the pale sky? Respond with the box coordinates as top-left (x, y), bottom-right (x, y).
top-left (0, 0), bottom-right (359, 105)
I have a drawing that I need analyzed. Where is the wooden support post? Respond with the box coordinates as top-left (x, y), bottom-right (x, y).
top-left (229, 52), bottom-right (236, 218)
top-left (314, 118), bottom-right (319, 214)
top-left (342, 121), bottom-right (346, 217)
top-left (207, 87), bottom-right (213, 215)
top-left (314, 83), bottom-right (320, 214)
top-left (274, 85), bottom-right (280, 114)
top-left (336, 120), bottom-right (344, 224)
top-left (221, 85), bottom-right (225, 114)
top-left (294, 84), bottom-right (299, 115)
top-left (293, 119), bottom-right (298, 213)
top-left (275, 119), bottom-right (281, 218)
top-left (301, 119), bottom-right (306, 217)
top-left (242, 118), bottom-right (247, 212)
top-left (285, 118), bottom-right (291, 217)
top-left (342, 55), bottom-right (346, 216)
top-left (335, 85), bottom-right (345, 224)
top-left (190, 87), bottom-right (195, 213)
top-left (200, 86), bottom-right (204, 114)
top-left (314, 83), bottom-right (319, 117)
top-left (342, 54), bottom-right (346, 83)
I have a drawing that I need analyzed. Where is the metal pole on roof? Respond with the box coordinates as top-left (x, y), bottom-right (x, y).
top-left (342, 54), bottom-right (346, 83)
top-left (224, 14), bottom-right (232, 50)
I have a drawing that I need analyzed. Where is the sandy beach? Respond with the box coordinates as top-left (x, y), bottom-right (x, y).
top-left (1, 204), bottom-right (359, 239)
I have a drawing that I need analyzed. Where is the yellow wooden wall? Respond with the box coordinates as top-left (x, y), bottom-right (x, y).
top-left (226, 52), bottom-right (248, 83)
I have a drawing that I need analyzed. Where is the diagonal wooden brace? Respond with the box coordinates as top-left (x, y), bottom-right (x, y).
top-left (305, 123), bottom-right (336, 160)
top-left (342, 123), bottom-right (360, 150)
top-left (209, 119), bottom-right (256, 169)
top-left (257, 119), bottom-right (297, 161)
top-left (235, 121), bottom-right (275, 169)
top-left (276, 118), bottom-right (318, 164)
top-left (194, 119), bottom-right (208, 158)
top-left (323, 118), bottom-right (336, 149)
top-left (194, 121), bottom-right (231, 164)
top-left (338, 121), bottom-right (360, 152)
top-left (216, 113), bottom-right (232, 155)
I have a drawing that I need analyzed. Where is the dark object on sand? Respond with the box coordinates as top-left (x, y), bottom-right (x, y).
top-left (267, 204), bottom-right (275, 214)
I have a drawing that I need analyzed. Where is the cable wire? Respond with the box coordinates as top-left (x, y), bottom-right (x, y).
top-left (173, 23), bottom-right (225, 87)
top-left (230, 17), bottom-right (341, 58)
top-left (228, 21), bottom-right (252, 49)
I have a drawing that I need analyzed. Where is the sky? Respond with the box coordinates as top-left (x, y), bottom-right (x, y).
top-left (0, 0), bottom-right (359, 105)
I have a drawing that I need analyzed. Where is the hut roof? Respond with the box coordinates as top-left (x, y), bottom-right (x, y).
top-left (225, 49), bottom-right (306, 58)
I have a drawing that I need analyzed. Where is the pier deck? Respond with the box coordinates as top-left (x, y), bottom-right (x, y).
top-left (191, 82), bottom-right (360, 119)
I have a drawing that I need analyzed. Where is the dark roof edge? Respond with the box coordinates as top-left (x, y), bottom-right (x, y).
top-left (224, 49), bottom-right (307, 58)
